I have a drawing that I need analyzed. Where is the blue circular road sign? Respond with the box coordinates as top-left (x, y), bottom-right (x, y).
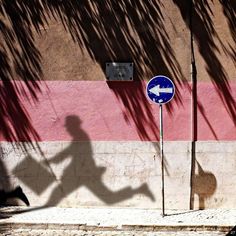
top-left (146, 75), bottom-right (175, 104)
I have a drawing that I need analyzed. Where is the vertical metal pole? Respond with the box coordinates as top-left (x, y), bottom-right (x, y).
top-left (189, 0), bottom-right (197, 210)
top-left (160, 104), bottom-right (165, 217)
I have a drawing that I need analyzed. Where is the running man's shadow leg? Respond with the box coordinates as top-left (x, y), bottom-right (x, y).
top-left (44, 177), bottom-right (155, 206)
top-left (85, 180), bottom-right (155, 204)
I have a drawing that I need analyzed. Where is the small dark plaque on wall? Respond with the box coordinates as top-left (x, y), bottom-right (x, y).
top-left (106, 62), bottom-right (133, 81)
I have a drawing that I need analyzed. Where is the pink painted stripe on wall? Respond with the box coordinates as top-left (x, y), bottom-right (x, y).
top-left (197, 82), bottom-right (236, 140)
top-left (0, 81), bottom-right (236, 141)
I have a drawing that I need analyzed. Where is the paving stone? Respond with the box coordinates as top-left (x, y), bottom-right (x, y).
top-left (0, 229), bottom-right (228, 236)
top-left (0, 207), bottom-right (235, 235)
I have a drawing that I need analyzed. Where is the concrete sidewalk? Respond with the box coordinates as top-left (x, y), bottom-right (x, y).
top-left (0, 207), bottom-right (236, 234)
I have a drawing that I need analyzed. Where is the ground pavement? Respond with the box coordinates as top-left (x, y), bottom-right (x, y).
top-left (0, 207), bottom-right (235, 235)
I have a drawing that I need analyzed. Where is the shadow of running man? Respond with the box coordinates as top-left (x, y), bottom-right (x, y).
top-left (44, 115), bottom-right (155, 206)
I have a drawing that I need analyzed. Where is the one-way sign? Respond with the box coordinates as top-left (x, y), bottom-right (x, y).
top-left (146, 75), bottom-right (175, 217)
top-left (146, 75), bottom-right (175, 104)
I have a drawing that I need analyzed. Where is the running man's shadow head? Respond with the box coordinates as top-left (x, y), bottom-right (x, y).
top-left (64, 115), bottom-right (82, 138)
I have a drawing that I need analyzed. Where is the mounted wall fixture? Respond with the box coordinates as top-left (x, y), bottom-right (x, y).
top-left (106, 62), bottom-right (133, 81)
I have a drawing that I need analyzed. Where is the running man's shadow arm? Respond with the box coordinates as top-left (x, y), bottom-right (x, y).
top-left (47, 147), bottom-right (71, 164)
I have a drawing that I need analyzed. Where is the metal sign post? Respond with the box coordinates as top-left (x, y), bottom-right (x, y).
top-left (159, 104), bottom-right (165, 217)
top-left (146, 75), bottom-right (175, 217)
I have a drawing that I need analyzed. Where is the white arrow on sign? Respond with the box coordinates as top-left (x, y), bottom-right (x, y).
top-left (149, 85), bottom-right (173, 96)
